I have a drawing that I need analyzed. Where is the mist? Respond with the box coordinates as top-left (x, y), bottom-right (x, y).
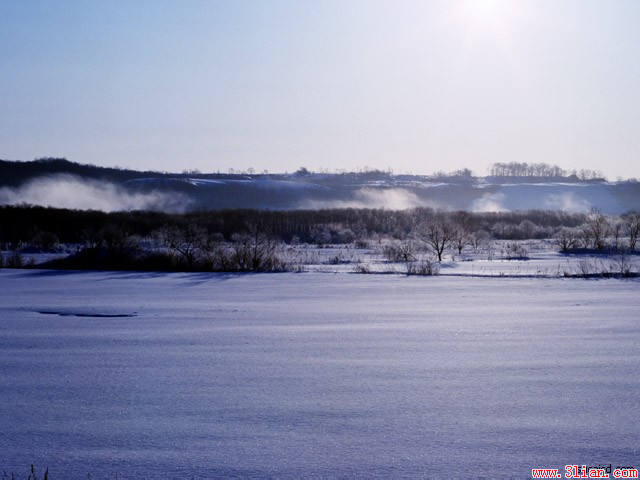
top-left (472, 193), bottom-right (508, 213)
top-left (542, 193), bottom-right (592, 213)
top-left (0, 175), bottom-right (191, 212)
top-left (299, 188), bottom-right (440, 210)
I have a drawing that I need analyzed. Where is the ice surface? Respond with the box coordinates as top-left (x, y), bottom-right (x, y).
top-left (1, 270), bottom-right (639, 478)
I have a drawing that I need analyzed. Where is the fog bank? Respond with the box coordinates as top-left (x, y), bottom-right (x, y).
top-left (0, 175), bottom-right (190, 212)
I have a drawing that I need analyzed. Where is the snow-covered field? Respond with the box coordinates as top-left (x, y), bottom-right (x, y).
top-left (286, 240), bottom-right (640, 277)
top-left (1, 269), bottom-right (639, 479)
top-left (9, 239), bottom-right (640, 279)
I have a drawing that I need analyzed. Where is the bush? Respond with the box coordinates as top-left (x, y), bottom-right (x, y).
top-left (352, 263), bottom-right (371, 274)
top-left (382, 241), bottom-right (416, 262)
top-left (612, 251), bottom-right (633, 277)
top-left (566, 256), bottom-right (638, 278)
top-left (229, 232), bottom-right (288, 272)
top-left (555, 227), bottom-right (579, 252)
top-left (326, 252), bottom-right (352, 265)
top-left (406, 258), bottom-right (439, 276)
top-left (503, 242), bottom-right (529, 260)
top-left (5, 251), bottom-right (24, 268)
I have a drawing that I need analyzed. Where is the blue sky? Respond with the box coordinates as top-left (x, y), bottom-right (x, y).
top-left (1, 0), bottom-right (639, 177)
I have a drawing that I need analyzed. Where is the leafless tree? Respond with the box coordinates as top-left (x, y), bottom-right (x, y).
top-left (449, 212), bottom-right (472, 254)
top-left (584, 208), bottom-right (610, 250)
top-left (612, 251), bottom-right (632, 277)
top-left (406, 257), bottom-right (439, 275)
top-left (610, 220), bottom-right (625, 250)
top-left (383, 241), bottom-right (417, 263)
top-left (231, 224), bottom-right (285, 271)
top-left (555, 227), bottom-right (579, 252)
top-left (622, 212), bottom-right (640, 250)
top-left (417, 215), bottom-right (454, 262)
top-left (469, 230), bottom-right (490, 253)
top-left (578, 225), bottom-right (592, 249)
top-left (518, 219), bottom-right (537, 239)
top-left (99, 223), bottom-right (138, 252)
top-left (160, 224), bottom-right (207, 268)
top-left (491, 222), bottom-right (509, 239)
top-left (451, 225), bottom-right (469, 255)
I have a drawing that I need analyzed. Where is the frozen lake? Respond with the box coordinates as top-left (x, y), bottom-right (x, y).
top-left (1, 270), bottom-right (639, 479)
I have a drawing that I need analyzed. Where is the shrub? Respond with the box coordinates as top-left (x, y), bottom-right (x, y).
top-left (555, 227), bottom-right (579, 252)
top-left (406, 258), bottom-right (439, 276)
top-left (5, 251), bottom-right (24, 268)
top-left (352, 263), bottom-right (371, 274)
top-left (469, 230), bottom-right (490, 252)
top-left (503, 242), bottom-right (529, 260)
top-left (612, 251), bottom-right (633, 277)
top-left (382, 241), bottom-right (416, 262)
top-left (326, 252), bottom-right (352, 265)
top-left (230, 232), bottom-right (288, 272)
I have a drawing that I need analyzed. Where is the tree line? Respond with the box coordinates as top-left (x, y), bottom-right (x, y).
top-left (0, 205), bottom-right (591, 249)
top-left (1, 205), bottom-right (638, 272)
top-left (489, 162), bottom-right (605, 180)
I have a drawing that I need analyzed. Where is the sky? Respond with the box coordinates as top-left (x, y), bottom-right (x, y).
top-left (1, 0), bottom-right (639, 178)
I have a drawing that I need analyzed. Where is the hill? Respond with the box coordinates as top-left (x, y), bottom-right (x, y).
top-left (0, 158), bottom-right (639, 213)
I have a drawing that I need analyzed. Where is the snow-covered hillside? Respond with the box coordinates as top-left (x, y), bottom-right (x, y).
top-left (120, 175), bottom-right (640, 213)
top-left (2, 158), bottom-right (639, 212)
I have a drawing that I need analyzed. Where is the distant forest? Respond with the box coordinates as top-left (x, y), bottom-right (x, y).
top-left (2, 205), bottom-right (638, 272)
top-left (0, 157), bottom-right (618, 185)
top-left (488, 162), bottom-right (605, 180)
top-left (0, 204), bottom-right (599, 249)
top-left (0, 157), bottom-right (173, 188)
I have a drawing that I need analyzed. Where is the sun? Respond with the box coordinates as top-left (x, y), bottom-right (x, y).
top-left (454, 0), bottom-right (517, 36)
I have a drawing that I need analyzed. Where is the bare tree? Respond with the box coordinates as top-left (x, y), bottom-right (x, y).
top-left (99, 223), bottom-right (138, 252)
top-left (417, 216), bottom-right (454, 262)
top-left (555, 227), bottom-right (579, 252)
top-left (584, 208), bottom-right (610, 250)
top-left (491, 222), bottom-right (509, 239)
top-left (622, 212), bottom-right (640, 251)
top-left (450, 211), bottom-right (472, 254)
top-left (451, 225), bottom-right (468, 255)
top-left (231, 223), bottom-right (285, 271)
top-left (578, 225), bottom-right (592, 249)
top-left (383, 241), bottom-right (416, 263)
top-left (469, 230), bottom-right (490, 253)
top-left (610, 220), bottom-right (624, 250)
top-left (160, 224), bottom-right (207, 268)
top-left (518, 219), bottom-right (537, 239)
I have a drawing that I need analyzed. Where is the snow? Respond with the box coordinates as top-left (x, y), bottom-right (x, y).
top-left (1, 269), bottom-right (639, 478)
top-left (129, 176), bottom-right (328, 190)
top-left (118, 177), bottom-right (639, 213)
top-left (288, 242), bottom-right (640, 277)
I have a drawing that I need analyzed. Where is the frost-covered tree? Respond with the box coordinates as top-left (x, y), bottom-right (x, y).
top-left (451, 225), bottom-right (468, 255)
top-left (584, 208), bottom-right (610, 250)
top-left (230, 223), bottom-right (285, 271)
top-left (417, 215), bottom-right (454, 262)
top-left (159, 224), bottom-right (207, 268)
top-left (622, 212), bottom-right (640, 251)
top-left (469, 230), bottom-right (490, 253)
top-left (555, 227), bottom-right (579, 252)
top-left (610, 220), bottom-right (625, 250)
top-left (383, 241), bottom-right (417, 263)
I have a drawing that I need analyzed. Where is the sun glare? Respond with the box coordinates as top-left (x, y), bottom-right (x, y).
top-left (455, 0), bottom-right (517, 36)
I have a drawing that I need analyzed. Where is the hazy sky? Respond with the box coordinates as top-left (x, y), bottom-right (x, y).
top-left (1, 0), bottom-right (639, 177)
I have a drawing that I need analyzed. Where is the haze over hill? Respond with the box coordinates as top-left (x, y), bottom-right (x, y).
top-left (1, 158), bottom-right (639, 214)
